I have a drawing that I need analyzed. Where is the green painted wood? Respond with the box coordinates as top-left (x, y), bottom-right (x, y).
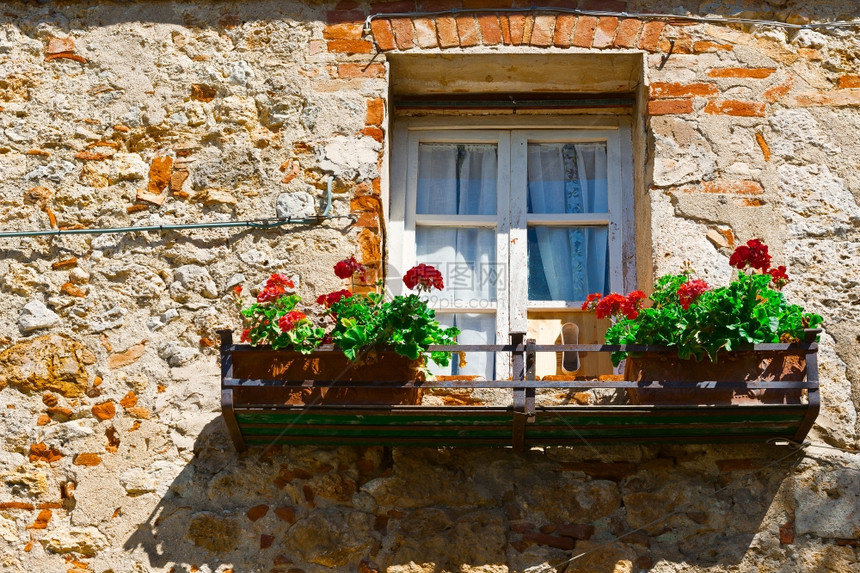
top-left (234, 412), bottom-right (515, 426)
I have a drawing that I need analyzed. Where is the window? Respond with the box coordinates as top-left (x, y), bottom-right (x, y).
top-left (389, 118), bottom-right (632, 379)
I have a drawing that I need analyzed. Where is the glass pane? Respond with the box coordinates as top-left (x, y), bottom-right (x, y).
top-left (527, 226), bottom-right (609, 301)
top-left (428, 313), bottom-right (495, 380)
top-left (417, 143), bottom-right (497, 215)
top-left (526, 142), bottom-right (608, 214)
top-left (416, 227), bottom-right (498, 305)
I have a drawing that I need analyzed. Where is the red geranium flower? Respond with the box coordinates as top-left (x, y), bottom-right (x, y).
top-left (581, 292), bottom-right (603, 311)
top-left (595, 293), bottom-right (626, 320)
top-left (403, 264), bottom-right (444, 292)
top-left (240, 328), bottom-right (251, 342)
top-left (768, 265), bottom-right (790, 289)
top-left (232, 285), bottom-right (242, 295)
top-left (316, 289), bottom-right (352, 308)
top-left (677, 279), bottom-right (710, 310)
top-left (256, 273), bottom-right (295, 302)
top-left (621, 290), bottom-right (647, 319)
top-left (729, 239), bottom-right (772, 272)
top-left (278, 310), bottom-right (307, 332)
top-left (334, 257), bottom-right (366, 281)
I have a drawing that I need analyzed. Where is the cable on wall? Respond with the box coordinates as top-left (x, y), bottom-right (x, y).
top-left (0, 176), bottom-right (352, 239)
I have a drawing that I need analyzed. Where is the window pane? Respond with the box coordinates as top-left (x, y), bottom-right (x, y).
top-left (526, 142), bottom-right (608, 214)
top-left (417, 143), bottom-right (497, 215)
top-left (527, 226), bottom-right (609, 301)
top-left (428, 313), bottom-right (495, 380)
top-left (416, 227), bottom-right (498, 304)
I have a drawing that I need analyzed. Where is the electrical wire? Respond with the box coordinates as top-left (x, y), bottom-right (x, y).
top-left (363, 7), bottom-right (860, 34)
top-left (0, 176), bottom-right (350, 239)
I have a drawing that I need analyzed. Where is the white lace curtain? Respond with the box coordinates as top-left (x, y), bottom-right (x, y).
top-left (416, 143), bottom-right (497, 378)
top-left (526, 142), bottom-right (609, 301)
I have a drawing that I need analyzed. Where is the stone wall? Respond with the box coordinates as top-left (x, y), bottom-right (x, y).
top-left (0, 1), bottom-right (858, 572)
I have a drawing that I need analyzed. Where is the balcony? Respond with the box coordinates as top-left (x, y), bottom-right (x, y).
top-left (218, 331), bottom-right (819, 452)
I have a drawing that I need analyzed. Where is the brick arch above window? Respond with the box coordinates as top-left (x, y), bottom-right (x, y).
top-left (366, 13), bottom-right (666, 52)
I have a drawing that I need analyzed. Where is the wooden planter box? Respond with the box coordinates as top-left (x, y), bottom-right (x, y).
top-left (218, 331), bottom-right (821, 452)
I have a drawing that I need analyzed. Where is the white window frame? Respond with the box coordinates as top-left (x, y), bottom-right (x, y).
top-left (389, 116), bottom-right (632, 372)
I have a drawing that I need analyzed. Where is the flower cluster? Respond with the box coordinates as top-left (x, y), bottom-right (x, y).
top-left (334, 256), bottom-right (367, 281)
top-left (582, 238), bottom-right (822, 364)
top-left (729, 238), bottom-right (772, 272)
top-left (235, 258), bottom-right (459, 365)
top-left (403, 263), bottom-right (444, 292)
top-left (256, 273), bottom-right (295, 303)
top-left (278, 310), bottom-right (308, 332)
top-left (316, 289), bottom-right (352, 308)
top-left (677, 279), bottom-right (710, 310)
top-left (582, 290), bottom-right (646, 320)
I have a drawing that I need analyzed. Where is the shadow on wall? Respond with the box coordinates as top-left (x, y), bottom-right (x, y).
top-left (123, 416), bottom-right (801, 572)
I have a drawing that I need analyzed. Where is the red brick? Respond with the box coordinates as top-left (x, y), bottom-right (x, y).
top-left (73, 453), bottom-right (102, 466)
top-left (699, 180), bottom-right (764, 195)
top-left (648, 99), bottom-right (693, 115)
top-left (521, 15), bottom-right (534, 44)
top-left (323, 23), bottom-right (363, 40)
top-left (355, 212), bottom-right (379, 228)
top-left (553, 14), bottom-right (575, 48)
top-left (436, 16), bottom-right (459, 48)
top-left (837, 75), bottom-right (860, 88)
top-left (360, 126), bottom-right (385, 142)
top-left (420, 0), bottom-right (459, 9)
top-left (580, 0), bottom-right (627, 10)
top-left (638, 20), bottom-right (665, 52)
top-left (500, 15), bottom-right (512, 44)
top-left (327, 39), bottom-right (373, 54)
top-left (366, 98), bottom-right (384, 126)
top-left (369, 1), bottom-right (415, 14)
top-left (247, 504), bottom-right (269, 521)
top-left (274, 506), bottom-right (296, 523)
top-left (91, 401), bottom-right (116, 421)
top-left (27, 509), bottom-right (52, 530)
top-left (613, 18), bottom-right (642, 48)
top-left (792, 89), bottom-right (860, 107)
top-left (756, 132), bottom-right (771, 162)
top-left (0, 501), bottom-right (36, 510)
top-left (338, 63), bottom-right (386, 78)
top-left (326, 10), bottom-right (366, 25)
top-left (572, 16), bottom-right (598, 48)
top-left (707, 67), bottom-right (776, 79)
top-left (530, 14), bottom-right (555, 47)
top-left (556, 523), bottom-right (595, 539)
top-left (779, 521), bottom-right (795, 545)
top-left (693, 41), bottom-right (733, 53)
top-left (508, 14), bottom-right (527, 45)
top-left (456, 15), bottom-right (479, 47)
top-left (465, 0), bottom-right (506, 7)
top-left (650, 82), bottom-right (719, 99)
top-left (704, 100), bottom-right (766, 117)
top-left (477, 15), bottom-right (502, 46)
top-left (763, 78), bottom-right (793, 103)
top-left (369, 19), bottom-right (396, 51)
top-left (29, 443), bottom-right (63, 463)
top-left (413, 17), bottom-right (438, 48)
top-left (592, 17), bottom-right (618, 48)
top-left (390, 17), bottom-right (415, 50)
